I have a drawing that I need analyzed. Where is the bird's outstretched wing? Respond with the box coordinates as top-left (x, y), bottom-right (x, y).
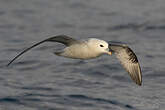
top-left (109, 44), bottom-right (142, 86)
top-left (7, 35), bottom-right (78, 66)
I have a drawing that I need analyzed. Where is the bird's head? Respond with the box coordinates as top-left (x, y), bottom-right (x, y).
top-left (87, 38), bottom-right (112, 55)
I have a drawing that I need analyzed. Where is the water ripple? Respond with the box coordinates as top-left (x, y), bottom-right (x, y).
top-left (0, 97), bottom-right (22, 104)
top-left (20, 86), bottom-right (54, 91)
top-left (0, 11), bottom-right (6, 16)
top-left (67, 94), bottom-right (135, 109)
top-left (54, 23), bottom-right (75, 29)
top-left (106, 23), bottom-right (144, 31)
top-left (0, 93), bottom-right (136, 109)
top-left (0, 24), bottom-right (15, 29)
top-left (106, 23), bottom-right (165, 31)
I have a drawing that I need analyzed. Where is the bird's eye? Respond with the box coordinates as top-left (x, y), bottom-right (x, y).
top-left (100, 44), bottom-right (104, 47)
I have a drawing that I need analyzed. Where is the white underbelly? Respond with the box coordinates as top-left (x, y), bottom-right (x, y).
top-left (61, 46), bottom-right (101, 59)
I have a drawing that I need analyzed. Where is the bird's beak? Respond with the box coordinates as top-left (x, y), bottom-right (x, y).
top-left (106, 48), bottom-right (112, 55)
top-left (108, 51), bottom-right (112, 55)
top-left (107, 44), bottom-right (112, 55)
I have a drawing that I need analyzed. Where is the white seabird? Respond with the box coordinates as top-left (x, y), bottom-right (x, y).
top-left (7, 35), bottom-right (142, 86)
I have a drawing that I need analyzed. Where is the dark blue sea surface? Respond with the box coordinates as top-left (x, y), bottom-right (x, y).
top-left (0, 0), bottom-right (165, 110)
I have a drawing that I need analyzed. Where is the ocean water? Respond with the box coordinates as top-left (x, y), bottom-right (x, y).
top-left (0, 0), bottom-right (165, 110)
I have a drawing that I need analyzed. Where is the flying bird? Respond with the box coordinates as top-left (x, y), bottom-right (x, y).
top-left (7, 35), bottom-right (142, 86)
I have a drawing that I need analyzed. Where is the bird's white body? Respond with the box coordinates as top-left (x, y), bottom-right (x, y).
top-left (56, 38), bottom-right (110, 59)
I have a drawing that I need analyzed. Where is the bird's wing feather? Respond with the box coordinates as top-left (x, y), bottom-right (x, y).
top-left (7, 35), bottom-right (78, 66)
top-left (109, 44), bottom-right (142, 86)
top-left (47, 35), bottom-right (79, 46)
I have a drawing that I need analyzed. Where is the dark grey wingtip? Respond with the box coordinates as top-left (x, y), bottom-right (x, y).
top-left (7, 35), bottom-right (78, 66)
top-left (126, 66), bottom-right (142, 86)
top-left (137, 67), bottom-right (142, 86)
top-left (138, 82), bottom-right (142, 86)
top-left (134, 72), bottom-right (142, 86)
top-left (7, 39), bottom-right (47, 67)
top-left (136, 79), bottom-right (142, 86)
